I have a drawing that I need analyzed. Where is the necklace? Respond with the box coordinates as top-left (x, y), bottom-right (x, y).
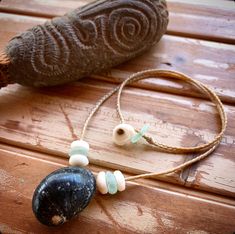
top-left (32, 69), bottom-right (227, 226)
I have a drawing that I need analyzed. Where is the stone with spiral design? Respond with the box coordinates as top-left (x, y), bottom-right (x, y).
top-left (6, 0), bottom-right (168, 87)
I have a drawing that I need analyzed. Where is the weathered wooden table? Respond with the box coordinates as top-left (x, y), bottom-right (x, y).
top-left (0, 1), bottom-right (235, 233)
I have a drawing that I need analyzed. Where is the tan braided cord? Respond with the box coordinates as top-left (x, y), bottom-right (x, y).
top-left (81, 69), bottom-right (227, 182)
top-left (117, 70), bottom-right (227, 153)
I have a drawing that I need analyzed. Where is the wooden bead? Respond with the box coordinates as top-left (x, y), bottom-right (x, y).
top-left (114, 170), bottom-right (126, 192)
top-left (69, 154), bottom-right (89, 167)
top-left (96, 171), bottom-right (108, 195)
top-left (113, 124), bottom-right (136, 146)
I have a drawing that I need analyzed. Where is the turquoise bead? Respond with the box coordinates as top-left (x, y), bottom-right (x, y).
top-left (105, 171), bottom-right (118, 195)
top-left (69, 147), bottom-right (89, 157)
top-left (131, 124), bottom-right (150, 144)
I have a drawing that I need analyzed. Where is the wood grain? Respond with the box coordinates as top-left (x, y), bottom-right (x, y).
top-left (0, 80), bottom-right (234, 197)
top-left (0, 2), bottom-right (235, 232)
top-left (0, 0), bottom-right (234, 44)
top-left (1, 13), bottom-right (235, 104)
top-left (1, 142), bottom-right (234, 206)
top-left (0, 147), bottom-right (235, 234)
top-left (167, 1), bottom-right (235, 44)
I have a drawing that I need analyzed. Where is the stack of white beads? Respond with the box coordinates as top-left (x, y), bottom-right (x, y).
top-left (69, 140), bottom-right (90, 167)
top-left (96, 170), bottom-right (126, 195)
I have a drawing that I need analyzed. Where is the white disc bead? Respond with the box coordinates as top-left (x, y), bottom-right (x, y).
top-left (69, 140), bottom-right (90, 167)
top-left (69, 154), bottom-right (89, 167)
top-left (96, 171), bottom-right (108, 194)
top-left (114, 170), bottom-right (126, 192)
top-left (71, 140), bottom-right (89, 151)
top-left (113, 124), bottom-right (136, 146)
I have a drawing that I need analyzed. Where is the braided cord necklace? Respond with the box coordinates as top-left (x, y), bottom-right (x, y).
top-left (81, 69), bottom-right (227, 181)
top-left (32, 69), bottom-right (227, 226)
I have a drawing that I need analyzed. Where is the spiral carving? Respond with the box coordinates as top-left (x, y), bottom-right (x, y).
top-left (31, 22), bottom-right (70, 77)
top-left (100, 1), bottom-right (160, 55)
top-left (6, 0), bottom-right (168, 87)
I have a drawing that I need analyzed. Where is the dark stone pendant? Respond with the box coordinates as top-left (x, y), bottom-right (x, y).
top-left (32, 167), bottom-right (96, 226)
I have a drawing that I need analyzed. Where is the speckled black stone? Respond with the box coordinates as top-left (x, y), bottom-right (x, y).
top-left (32, 167), bottom-right (96, 226)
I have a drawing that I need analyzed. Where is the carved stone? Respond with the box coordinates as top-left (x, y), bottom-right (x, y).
top-left (6, 0), bottom-right (168, 87)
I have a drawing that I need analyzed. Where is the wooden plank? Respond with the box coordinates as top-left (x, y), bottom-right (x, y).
top-left (1, 141), bottom-right (234, 206)
top-left (0, 0), bottom-right (234, 43)
top-left (0, 80), bottom-right (234, 197)
top-left (167, 1), bottom-right (235, 44)
top-left (169, 0), bottom-right (234, 9)
top-left (0, 147), bottom-right (235, 233)
top-left (1, 13), bottom-right (235, 104)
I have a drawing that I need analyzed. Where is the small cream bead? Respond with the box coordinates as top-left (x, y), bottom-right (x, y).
top-left (71, 140), bottom-right (89, 151)
top-left (96, 171), bottom-right (108, 194)
top-left (69, 154), bottom-right (89, 167)
top-left (113, 124), bottom-right (136, 146)
top-left (114, 170), bottom-right (126, 192)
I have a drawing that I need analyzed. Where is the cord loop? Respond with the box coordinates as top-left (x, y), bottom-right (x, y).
top-left (81, 69), bottom-right (227, 181)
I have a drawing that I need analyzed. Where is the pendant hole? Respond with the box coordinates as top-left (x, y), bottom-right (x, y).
top-left (117, 129), bottom-right (125, 135)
